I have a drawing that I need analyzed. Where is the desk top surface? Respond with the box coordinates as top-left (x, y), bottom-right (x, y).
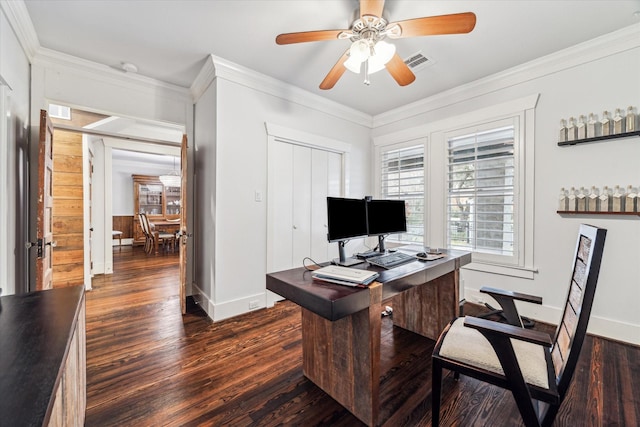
top-left (0, 286), bottom-right (85, 427)
top-left (266, 248), bottom-right (471, 321)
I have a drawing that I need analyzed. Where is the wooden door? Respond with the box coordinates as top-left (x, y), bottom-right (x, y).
top-left (179, 135), bottom-right (188, 314)
top-left (36, 110), bottom-right (54, 290)
top-left (88, 150), bottom-right (94, 278)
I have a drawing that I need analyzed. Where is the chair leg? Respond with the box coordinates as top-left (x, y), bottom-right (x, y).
top-left (432, 359), bottom-right (443, 427)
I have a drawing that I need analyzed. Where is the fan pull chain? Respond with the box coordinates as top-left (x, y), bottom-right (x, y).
top-left (363, 59), bottom-right (371, 86)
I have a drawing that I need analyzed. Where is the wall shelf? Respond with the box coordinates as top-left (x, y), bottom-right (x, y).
top-left (557, 210), bottom-right (640, 217)
top-left (557, 130), bottom-right (640, 146)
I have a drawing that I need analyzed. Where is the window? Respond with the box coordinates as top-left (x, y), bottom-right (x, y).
top-left (380, 144), bottom-right (424, 244)
top-left (446, 118), bottom-right (520, 266)
top-left (374, 94), bottom-right (537, 276)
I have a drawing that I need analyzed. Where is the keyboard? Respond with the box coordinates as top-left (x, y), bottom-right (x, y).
top-left (367, 252), bottom-right (415, 269)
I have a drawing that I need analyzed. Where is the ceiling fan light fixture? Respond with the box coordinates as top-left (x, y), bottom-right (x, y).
top-left (373, 40), bottom-right (396, 63)
top-left (346, 39), bottom-right (396, 75)
top-left (344, 55), bottom-right (362, 73)
top-left (349, 39), bottom-right (370, 62)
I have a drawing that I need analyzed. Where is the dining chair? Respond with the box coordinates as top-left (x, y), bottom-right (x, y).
top-left (141, 213), bottom-right (176, 253)
top-left (138, 213), bottom-right (154, 254)
top-left (431, 224), bottom-right (607, 427)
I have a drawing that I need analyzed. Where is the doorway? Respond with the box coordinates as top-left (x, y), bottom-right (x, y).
top-left (47, 105), bottom-right (185, 291)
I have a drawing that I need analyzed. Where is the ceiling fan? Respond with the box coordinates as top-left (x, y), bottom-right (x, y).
top-left (276, 0), bottom-right (476, 90)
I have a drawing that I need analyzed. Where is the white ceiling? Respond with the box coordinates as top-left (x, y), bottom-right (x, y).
top-left (23, 0), bottom-right (640, 116)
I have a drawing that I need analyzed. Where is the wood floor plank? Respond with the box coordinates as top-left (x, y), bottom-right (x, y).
top-left (84, 246), bottom-right (640, 426)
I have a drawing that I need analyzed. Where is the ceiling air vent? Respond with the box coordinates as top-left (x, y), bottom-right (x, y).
top-left (403, 51), bottom-right (434, 72)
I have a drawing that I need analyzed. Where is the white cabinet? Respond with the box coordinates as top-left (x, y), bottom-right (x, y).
top-left (268, 140), bottom-right (343, 273)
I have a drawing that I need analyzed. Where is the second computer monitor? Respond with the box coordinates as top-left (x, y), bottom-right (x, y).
top-left (367, 199), bottom-right (407, 251)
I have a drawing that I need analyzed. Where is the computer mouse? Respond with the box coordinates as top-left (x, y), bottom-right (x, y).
top-left (416, 252), bottom-right (427, 258)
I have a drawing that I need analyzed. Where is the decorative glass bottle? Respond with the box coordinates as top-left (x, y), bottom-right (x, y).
top-left (613, 108), bottom-right (625, 134)
top-left (567, 187), bottom-right (577, 211)
top-left (567, 117), bottom-right (577, 141)
top-left (576, 115), bottom-right (586, 139)
top-left (626, 106), bottom-right (636, 133)
top-left (587, 186), bottom-right (599, 211)
top-left (587, 113), bottom-right (599, 138)
top-left (558, 187), bottom-right (568, 211)
top-left (626, 185), bottom-right (637, 213)
top-left (576, 187), bottom-right (587, 211)
top-left (598, 185), bottom-right (610, 212)
top-left (558, 119), bottom-right (568, 142)
top-left (612, 185), bottom-right (624, 212)
top-left (600, 111), bottom-right (611, 136)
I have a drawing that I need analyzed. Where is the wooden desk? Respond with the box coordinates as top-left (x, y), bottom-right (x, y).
top-left (266, 249), bottom-right (471, 426)
top-left (149, 219), bottom-right (180, 254)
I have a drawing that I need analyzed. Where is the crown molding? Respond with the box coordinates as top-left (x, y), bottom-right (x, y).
top-left (0, 0), bottom-right (40, 61)
top-left (32, 47), bottom-right (192, 102)
top-left (190, 55), bottom-right (216, 102)
top-left (200, 54), bottom-right (372, 128)
top-left (373, 23), bottom-right (640, 128)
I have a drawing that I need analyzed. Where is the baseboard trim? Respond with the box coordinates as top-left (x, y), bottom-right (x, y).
top-left (190, 283), bottom-right (267, 322)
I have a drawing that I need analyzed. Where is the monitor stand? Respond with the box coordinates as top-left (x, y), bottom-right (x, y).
top-left (333, 257), bottom-right (363, 267)
top-left (378, 235), bottom-right (386, 253)
top-left (333, 241), bottom-right (364, 266)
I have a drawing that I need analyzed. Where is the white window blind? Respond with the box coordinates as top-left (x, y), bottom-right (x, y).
top-left (380, 145), bottom-right (424, 244)
top-left (447, 124), bottom-right (515, 258)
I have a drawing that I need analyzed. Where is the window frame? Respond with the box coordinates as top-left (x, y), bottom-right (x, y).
top-left (374, 138), bottom-right (427, 246)
top-left (444, 116), bottom-right (521, 266)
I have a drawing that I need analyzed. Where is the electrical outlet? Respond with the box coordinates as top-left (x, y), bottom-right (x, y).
top-left (249, 300), bottom-right (260, 309)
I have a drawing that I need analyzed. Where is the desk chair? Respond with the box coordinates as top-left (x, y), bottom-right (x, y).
top-left (432, 224), bottom-right (606, 427)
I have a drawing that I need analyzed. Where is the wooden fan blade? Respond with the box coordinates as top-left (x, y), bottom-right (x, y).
top-left (390, 12), bottom-right (476, 38)
top-left (320, 51), bottom-right (349, 90)
top-left (385, 53), bottom-right (416, 86)
top-left (276, 29), bottom-right (345, 45)
top-left (360, 0), bottom-right (385, 18)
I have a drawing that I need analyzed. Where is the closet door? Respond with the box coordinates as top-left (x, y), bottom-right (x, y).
top-left (291, 145), bottom-right (312, 266)
top-left (310, 150), bottom-right (342, 262)
top-left (267, 139), bottom-right (343, 273)
top-left (268, 141), bottom-right (294, 272)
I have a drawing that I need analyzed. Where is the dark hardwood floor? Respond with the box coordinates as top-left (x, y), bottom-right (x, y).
top-left (85, 246), bottom-right (640, 426)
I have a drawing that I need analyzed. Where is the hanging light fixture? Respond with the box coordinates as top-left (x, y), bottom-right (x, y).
top-left (159, 156), bottom-right (180, 187)
top-left (341, 16), bottom-right (398, 85)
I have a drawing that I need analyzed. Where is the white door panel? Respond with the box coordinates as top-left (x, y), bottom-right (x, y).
top-left (292, 145), bottom-right (312, 267)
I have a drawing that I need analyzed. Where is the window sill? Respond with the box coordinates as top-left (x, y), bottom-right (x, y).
top-left (461, 262), bottom-right (538, 280)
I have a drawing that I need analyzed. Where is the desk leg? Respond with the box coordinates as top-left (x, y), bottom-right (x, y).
top-left (301, 282), bottom-right (382, 427)
top-left (392, 270), bottom-right (459, 340)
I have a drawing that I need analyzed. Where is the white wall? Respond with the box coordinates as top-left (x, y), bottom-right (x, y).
top-left (373, 26), bottom-right (640, 344)
top-left (0, 4), bottom-right (31, 295)
top-left (193, 77), bottom-right (217, 308)
top-left (193, 58), bottom-right (372, 320)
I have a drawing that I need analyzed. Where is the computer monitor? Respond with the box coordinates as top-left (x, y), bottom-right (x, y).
top-left (326, 197), bottom-right (368, 266)
top-left (366, 199), bottom-right (407, 252)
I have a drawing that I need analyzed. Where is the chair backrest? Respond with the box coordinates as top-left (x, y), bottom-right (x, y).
top-left (138, 213), bottom-right (151, 236)
top-left (551, 224), bottom-right (606, 398)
